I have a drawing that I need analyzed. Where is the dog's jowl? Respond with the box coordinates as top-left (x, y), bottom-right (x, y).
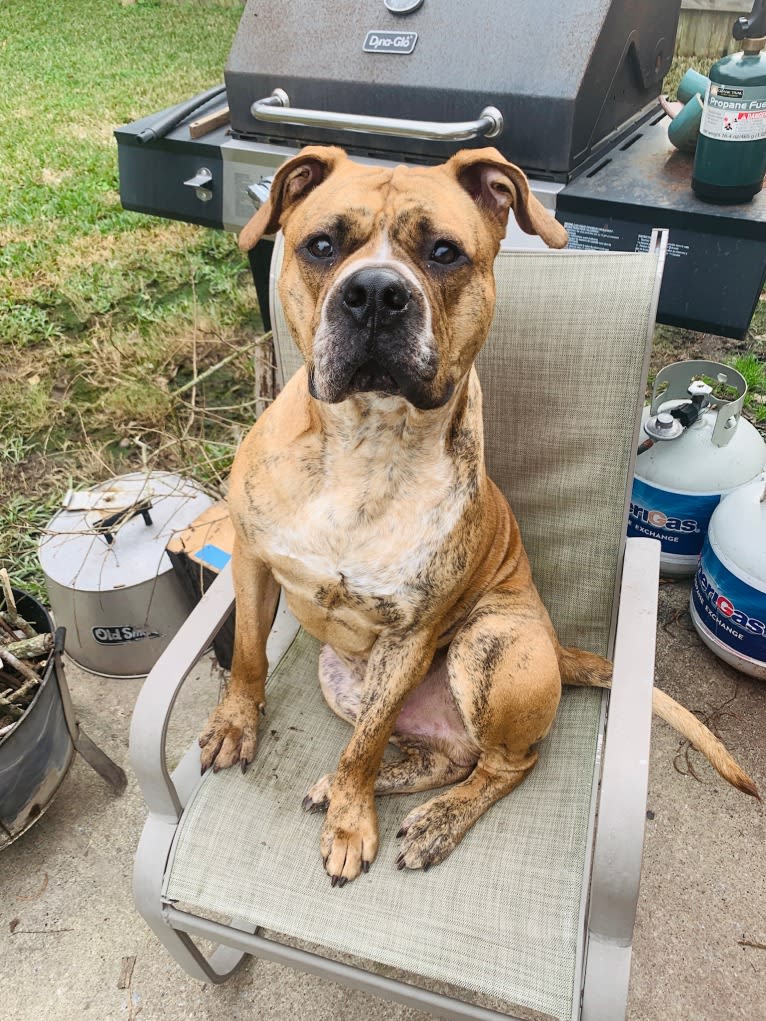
top-left (199, 146), bottom-right (758, 887)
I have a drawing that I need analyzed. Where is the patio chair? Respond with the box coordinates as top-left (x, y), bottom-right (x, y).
top-left (130, 229), bottom-right (668, 1021)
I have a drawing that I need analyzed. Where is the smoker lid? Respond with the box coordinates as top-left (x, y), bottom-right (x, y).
top-left (38, 473), bottom-right (214, 593)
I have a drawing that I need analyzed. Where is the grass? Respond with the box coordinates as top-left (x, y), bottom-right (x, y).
top-left (0, 0), bottom-right (261, 598)
top-left (0, 7), bottom-right (764, 602)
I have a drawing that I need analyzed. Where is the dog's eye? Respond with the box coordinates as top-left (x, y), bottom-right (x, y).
top-left (429, 240), bottom-right (461, 265)
top-left (306, 235), bottom-right (334, 259)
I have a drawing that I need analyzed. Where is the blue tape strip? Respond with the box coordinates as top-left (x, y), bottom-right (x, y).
top-left (195, 544), bottom-right (231, 571)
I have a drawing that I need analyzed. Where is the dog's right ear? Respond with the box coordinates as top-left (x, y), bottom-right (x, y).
top-left (238, 146), bottom-right (347, 252)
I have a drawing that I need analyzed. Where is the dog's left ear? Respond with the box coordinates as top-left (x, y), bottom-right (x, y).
top-left (238, 146), bottom-right (347, 252)
top-left (446, 148), bottom-right (568, 249)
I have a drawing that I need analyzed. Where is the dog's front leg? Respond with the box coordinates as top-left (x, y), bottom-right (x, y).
top-left (199, 538), bottom-right (280, 773)
top-left (321, 630), bottom-right (435, 886)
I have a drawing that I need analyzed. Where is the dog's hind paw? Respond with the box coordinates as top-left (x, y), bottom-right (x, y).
top-left (394, 797), bottom-right (462, 871)
top-left (302, 772), bottom-right (333, 813)
top-left (199, 698), bottom-right (261, 774)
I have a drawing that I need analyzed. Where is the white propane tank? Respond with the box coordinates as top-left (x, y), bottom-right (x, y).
top-left (628, 360), bottom-right (766, 576)
top-left (690, 473), bottom-right (766, 680)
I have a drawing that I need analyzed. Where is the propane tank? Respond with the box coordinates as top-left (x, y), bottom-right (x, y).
top-left (692, 0), bottom-right (766, 204)
top-left (627, 360), bottom-right (766, 576)
top-left (690, 473), bottom-right (766, 680)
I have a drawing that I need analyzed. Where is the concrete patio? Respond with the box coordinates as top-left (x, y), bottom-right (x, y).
top-left (2, 576), bottom-right (764, 1021)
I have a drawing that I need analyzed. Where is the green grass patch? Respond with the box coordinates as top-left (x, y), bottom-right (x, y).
top-left (0, 0), bottom-right (263, 597)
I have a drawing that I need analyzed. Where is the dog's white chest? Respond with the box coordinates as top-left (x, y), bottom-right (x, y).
top-left (257, 438), bottom-right (465, 631)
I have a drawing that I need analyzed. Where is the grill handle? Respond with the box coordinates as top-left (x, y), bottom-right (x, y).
top-left (251, 89), bottom-right (503, 142)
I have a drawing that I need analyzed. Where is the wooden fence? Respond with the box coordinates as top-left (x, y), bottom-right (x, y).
top-left (677, 1), bottom-right (754, 57)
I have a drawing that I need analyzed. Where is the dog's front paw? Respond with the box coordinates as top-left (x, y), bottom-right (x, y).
top-left (302, 772), bottom-right (333, 813)
top-left (320, 799), bottom-right (379, 887)
top-left (199, 696), bottom-right (263, 774)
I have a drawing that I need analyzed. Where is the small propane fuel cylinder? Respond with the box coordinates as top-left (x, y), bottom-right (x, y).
top-left (690, 473), bottom-right (766, 680)
top-left (692, 0), bottom-right (766, 203)
top-left (627, 360), bottom-right (766, 576)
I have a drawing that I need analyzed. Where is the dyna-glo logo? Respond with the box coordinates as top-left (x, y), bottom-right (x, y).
top-left (629, 502), bottom-right (699, 534)
top-left (363, 30), bottom-right (418, 54)
top-left (696, 567), bottom-right (766, 636)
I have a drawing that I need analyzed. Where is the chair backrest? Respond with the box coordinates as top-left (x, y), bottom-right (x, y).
top-left (270, 232), bottom-right (666, 659)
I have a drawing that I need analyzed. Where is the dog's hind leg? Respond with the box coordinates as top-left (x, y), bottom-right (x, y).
top-left (303, 740), bottom-right (473, 812)
top-left (394, 749), bottom-right (537, 870)
top-left (395, 592), bottom-right (561, 870)
top-left (308, 644), bottom-right (476, 811)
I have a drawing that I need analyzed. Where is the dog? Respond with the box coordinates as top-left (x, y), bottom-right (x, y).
top-left (199, 145), bottom-right (758, 886)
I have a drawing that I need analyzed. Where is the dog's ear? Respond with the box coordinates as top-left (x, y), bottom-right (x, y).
top-left (445, 148), bottom-right (568, 249)
top-left (238, 146), bottom-right (347, 252)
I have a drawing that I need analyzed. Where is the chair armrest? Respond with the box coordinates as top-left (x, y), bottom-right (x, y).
top-left (129, 565), bottom-right (235, 823)
top-left (587, 536), bottom-right (660, 943)
top-left (581, 536), bottom-right (660, 1020)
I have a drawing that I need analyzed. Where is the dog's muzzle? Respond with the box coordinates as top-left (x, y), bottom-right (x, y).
top-left (310, 266), bottom-right (445, 409)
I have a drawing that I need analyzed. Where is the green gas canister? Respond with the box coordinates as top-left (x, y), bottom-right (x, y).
top-left (692, 1), bottom-right (766, 204)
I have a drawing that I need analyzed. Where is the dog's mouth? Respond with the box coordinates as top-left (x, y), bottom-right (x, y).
top-left (346, 359), bottom-right (402, 397)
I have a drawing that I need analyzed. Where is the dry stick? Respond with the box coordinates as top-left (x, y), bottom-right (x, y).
top-left (5, 633), bottom-right (52, 660)
top-left (0, 647), bottom-right (40, 684)
top-left (0, 572), bottom-right (35, 639)
top-left (0, 615), bottom-right (16, 641)
top-left (0, 611), bottom-right (36, 639)
top-left (0, 668), bottom-right (22, 690)
top-left (171, 345), bottom-right (251, 398)
top-left (9, 674), bottom-right (41, 704)
top-left (0, 695), bottom-right (23, 720)
top-left (0, 568), bottom-right (17, 620)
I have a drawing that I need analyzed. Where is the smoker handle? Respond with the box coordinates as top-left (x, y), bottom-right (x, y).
top-left (251, 89), bottom-right (503, 142)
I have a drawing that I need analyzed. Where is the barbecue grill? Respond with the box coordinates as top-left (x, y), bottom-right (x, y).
top-left (115, 0), bottom-right (766, 338)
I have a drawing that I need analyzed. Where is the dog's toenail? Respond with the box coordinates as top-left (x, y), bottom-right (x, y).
top-left (338, 877), bottom-right (348, 887)
top-left (331, 875), bottom-right (339, 888)
top-left (362, 860), bottom-right (370, 873)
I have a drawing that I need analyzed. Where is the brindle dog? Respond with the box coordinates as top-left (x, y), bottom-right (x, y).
top-left (199, 146), bottom-right (758, 886)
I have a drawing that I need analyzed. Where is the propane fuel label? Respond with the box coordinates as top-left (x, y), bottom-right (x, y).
top-left (628, 478), bottom-right (719, 558)
top-left (700, 81), bottom-right (766, 142)
top-left (692, 541), bottom-right (766, 662)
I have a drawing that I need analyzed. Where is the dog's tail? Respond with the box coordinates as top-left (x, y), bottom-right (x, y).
top-left (558, 646), bottom-right (760, 800)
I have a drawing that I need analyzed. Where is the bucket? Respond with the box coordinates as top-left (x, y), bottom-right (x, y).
top-left (0, 592), bottom-right (74, 847)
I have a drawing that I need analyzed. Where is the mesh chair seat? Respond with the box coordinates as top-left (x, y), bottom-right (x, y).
top-left (164, 629), bottom-right (603, 1021)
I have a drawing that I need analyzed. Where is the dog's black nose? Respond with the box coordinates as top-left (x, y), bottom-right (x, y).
top-left (341, 268), bottom-right (411, 326)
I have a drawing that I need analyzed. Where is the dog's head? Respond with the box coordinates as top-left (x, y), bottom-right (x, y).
top-left (239, 146), bottom-right (567, 410)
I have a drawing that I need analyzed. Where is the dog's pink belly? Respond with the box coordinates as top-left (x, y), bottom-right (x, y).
top-left (319, 646), bottom-right (480, 766)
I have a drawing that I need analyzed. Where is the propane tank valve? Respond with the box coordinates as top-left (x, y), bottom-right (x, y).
top-left (643, 410), bottom-right (684, 441)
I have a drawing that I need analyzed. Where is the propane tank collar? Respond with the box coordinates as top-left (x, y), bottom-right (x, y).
top-left (743, 36), bottom-right (766, 51)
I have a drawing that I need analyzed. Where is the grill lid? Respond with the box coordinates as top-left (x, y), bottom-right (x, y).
top-left (225, 0), bottom-right (682, 177)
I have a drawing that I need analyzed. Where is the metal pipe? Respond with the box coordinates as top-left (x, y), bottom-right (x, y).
top-left (251, 89), bottom-right (503, 141)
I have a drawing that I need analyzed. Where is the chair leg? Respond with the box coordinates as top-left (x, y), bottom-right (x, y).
top-left (133, 813), bottom-right (252, 984)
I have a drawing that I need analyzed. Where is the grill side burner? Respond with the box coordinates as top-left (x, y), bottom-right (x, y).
top-left (225, 0), bottom-right (681, 179)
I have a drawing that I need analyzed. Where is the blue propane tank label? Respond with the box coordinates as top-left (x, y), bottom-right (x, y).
top-left (627, 478), bottom-right (719, 557)
top-left (692, 540), bottom-right (766, 661)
